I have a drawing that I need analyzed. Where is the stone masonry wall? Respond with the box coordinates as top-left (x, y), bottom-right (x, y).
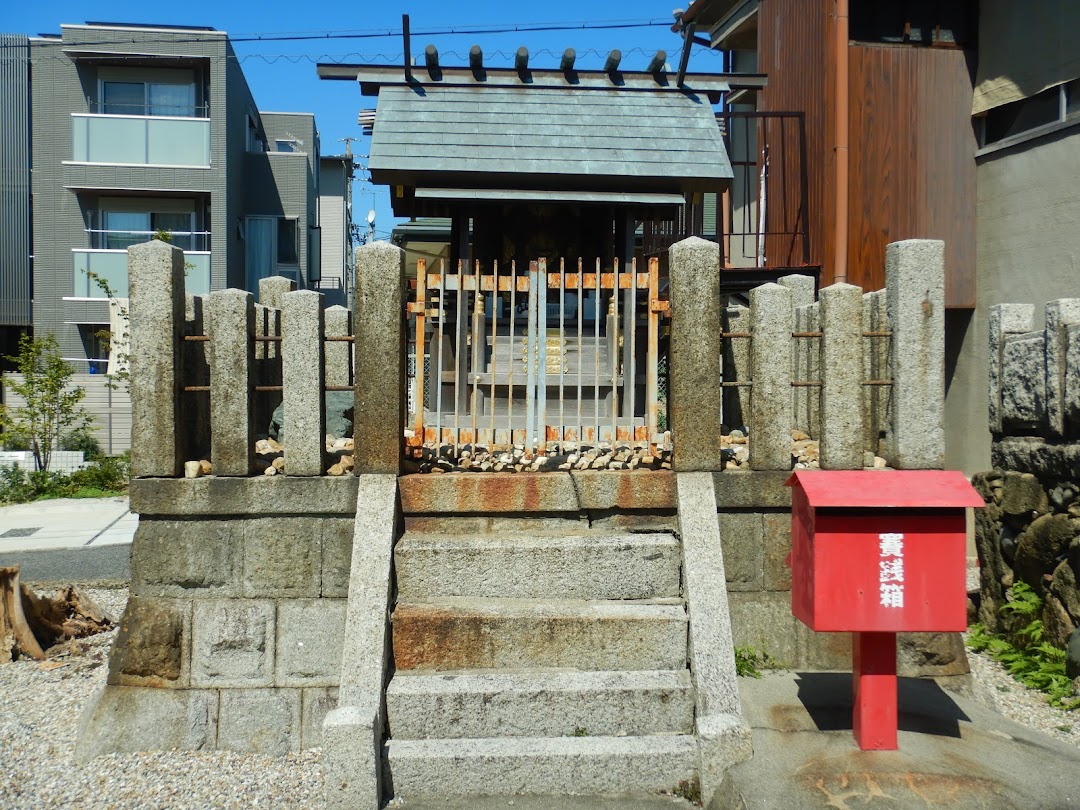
top-left (974, 298), bottom-right (1080, 664)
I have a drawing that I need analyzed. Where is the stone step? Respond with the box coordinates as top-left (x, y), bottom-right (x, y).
top-left (395, 532), bottom-right (681, 600)
top-left (392, 597), bottom-right (688, 672)
top-left (383, 734), bottom-right (699, 798)
top-left (386, 669), bottom-right (694, 739)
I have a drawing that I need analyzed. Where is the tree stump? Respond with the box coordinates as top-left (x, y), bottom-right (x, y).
top-left (0, 566), bottom-right (45, 662)
top-left (0, 566), bottom-right (116, 662)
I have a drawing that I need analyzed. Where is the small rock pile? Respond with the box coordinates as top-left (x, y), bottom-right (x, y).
top-left (404, 441), bottom-right (673, 474)
top-left (180, 429), bottom-right (890, 477)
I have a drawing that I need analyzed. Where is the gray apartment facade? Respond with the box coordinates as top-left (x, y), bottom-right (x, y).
top-left (6, 21), bottom-right (339, 373)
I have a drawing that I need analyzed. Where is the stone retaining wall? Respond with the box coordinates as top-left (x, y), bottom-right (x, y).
top-left (974, 297), bottom-right (1080, 664)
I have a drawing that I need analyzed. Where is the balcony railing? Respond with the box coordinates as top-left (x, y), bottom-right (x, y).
top-left (72, 113), bottom-right (210, 167)
top-left (73, 249), bottom-right (211, 298)
top-left (87, 229), bottom-right (211, 253)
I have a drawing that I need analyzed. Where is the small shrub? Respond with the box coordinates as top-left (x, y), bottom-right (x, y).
top-left (60, 427), bottom-right (102, 459)
top-left (70, 455), bottom-right (130, 494)
top-left (0, 427), bottom-right (32, 451)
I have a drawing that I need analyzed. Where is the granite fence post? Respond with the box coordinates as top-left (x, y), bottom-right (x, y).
top-left (1044, 298), bottom-right (1080, 439)
top-left (259, 275), bottom-right (296, 310)
top-left (128, 240), bottom-right (186, 477)
top-left (282, 290), bottom-right (326, 475)
top-left (780, 274), bottom-right (816, 439)
top-left (862, 290), bottom-right (888, 458)
top-left (324, 305), bottom-right (353, 389)
top-left (1067, 324), bottom-right (1080, 438)
top-left (819, 282), bottom-right (865, 469)
top-left (208, 289), bottom-right (255, 476)
top-left (988, 303), bottom-right (1034, 435)
top-left (722, 304), bottom-right (750, 432)
top-left (885, 239), bottom-right (945, 469)
top-left (353, 242), bottom-right (407, 475)
top-left (749, 282), bottom-right (793, 470)
top-left (668, 237), bottom-right (723, 471)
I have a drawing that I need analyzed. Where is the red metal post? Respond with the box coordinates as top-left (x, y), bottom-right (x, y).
top-left (852, 631), bottom-right (898, 750)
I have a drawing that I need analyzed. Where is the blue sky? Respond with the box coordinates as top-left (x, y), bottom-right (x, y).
top-left (6, 1), bottom-right (723, 237)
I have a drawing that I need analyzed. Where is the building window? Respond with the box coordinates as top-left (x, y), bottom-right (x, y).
top-left (101, 79), bottom-right (197, 117)
top-left (247, 116), bottom-right (266, 153)
top-left (275, 139), bottom-right (297, 153)
top-left (978, 80), bottom-right (1080, 150)
top-left (277, 218), bottom-right (298, 265)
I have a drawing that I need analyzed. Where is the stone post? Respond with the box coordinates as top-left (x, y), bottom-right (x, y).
top-left (128, 240), bottom-right (185, 477)
top-left (819, 282), bottom-right (865, 469)
top-left (324, 304), bottom-right (353, 389)
top-left (354, 242), bottom-right (407, 475)
top-left (862, 290), bottom-right (888, 457)
top-left (1044, 299), bottom-right (1080, 439)
top-left (282, 290), bottom-right (326, 476)
top-left (780, 274), bottom-right (816, 439)
top-left (208, 289), bottom-right (255, 476)
top-left (722, 304), bottom-right (750, 432)
top-left (668, 237), bottom-right (723, 471)
top-left (988, 303), bottom-right (1034, 435)
top-left (885, 239), bottom-right (944, 469)
top-left (749, 283), bottom-right (793, 470)
top-left (259, 275), bottom-right (296, 309)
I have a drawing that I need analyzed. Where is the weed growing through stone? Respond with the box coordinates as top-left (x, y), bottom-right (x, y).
top-left (734, 645), bottom-right (773, 678)
top-left (968, 582), bottom-right (1080, 710)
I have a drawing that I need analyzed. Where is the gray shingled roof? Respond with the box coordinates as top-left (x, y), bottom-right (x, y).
top-left (368, 85), bottom-right (731, 191)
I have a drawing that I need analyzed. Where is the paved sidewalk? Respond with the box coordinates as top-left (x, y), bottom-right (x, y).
top-left (727, 671), bottom-right (1080, 809)
top-left (0, 496), bottom-right (136, 552)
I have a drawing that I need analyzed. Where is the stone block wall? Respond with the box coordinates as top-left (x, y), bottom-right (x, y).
top-left (78, 479), bottom-right (358, 757)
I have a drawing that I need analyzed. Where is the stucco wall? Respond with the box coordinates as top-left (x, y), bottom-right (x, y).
top-left (945, 125), bottom-right (1080, 474)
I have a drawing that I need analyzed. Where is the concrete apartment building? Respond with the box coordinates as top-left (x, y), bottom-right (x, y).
top-left (0, 22), bottom-right (352, 451)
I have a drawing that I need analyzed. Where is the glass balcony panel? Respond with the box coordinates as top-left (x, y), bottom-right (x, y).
top-left (147, 117), bottom-right (210, 166)
top-left (72, 114), bottom-right (210, 167)
top-left (73, 116), bottom-right (88, 162)
top-left (86, 116), bottom-right (148, 165)
top-left (74, 249), bottom-right (212, 298)
top-left (72, 251), bottom-right (130, 298)
top-left (186, 253), bottom-right (211, 295)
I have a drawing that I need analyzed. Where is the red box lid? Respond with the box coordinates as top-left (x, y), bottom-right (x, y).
top-left (785, 470), bottom-right (984, 509)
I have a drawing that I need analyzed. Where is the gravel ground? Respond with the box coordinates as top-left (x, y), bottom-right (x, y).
top-left (1, 585), bottom-right (1077, 809)
top-left (0, 586), bottom-right (322, 809)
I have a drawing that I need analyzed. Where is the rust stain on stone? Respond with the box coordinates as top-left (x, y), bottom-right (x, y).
top-left (798, 763), bottom-right (1006, 809)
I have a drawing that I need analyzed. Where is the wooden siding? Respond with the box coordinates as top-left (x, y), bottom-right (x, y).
top-left (757, 0), bottom-right (830, 269)
top-left (847, 44), bottom-right (977, 306)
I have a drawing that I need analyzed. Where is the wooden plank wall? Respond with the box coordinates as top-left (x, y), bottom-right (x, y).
top-left (847, 44), bottom-right (977, 307)
top-left (757, 0), bottom-right (830, 271)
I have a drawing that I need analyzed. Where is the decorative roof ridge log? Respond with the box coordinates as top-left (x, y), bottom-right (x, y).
top-left (317, 62), bottom-right (765, 101)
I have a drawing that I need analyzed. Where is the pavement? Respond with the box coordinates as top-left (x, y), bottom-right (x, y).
top-left (0, 496), bottom-right (135, 581)
top-left (728, 671), bottom-right (1080, 809)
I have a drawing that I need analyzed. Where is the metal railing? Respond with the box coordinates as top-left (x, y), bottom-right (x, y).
top-left (87, 229), bottom-right (211, 252)
top-left (406, 257), bottom-right (667, 455)
top-left (717, 110), bottom-right (812, 270)
top-left (89, 101), bottom-right (209, 117)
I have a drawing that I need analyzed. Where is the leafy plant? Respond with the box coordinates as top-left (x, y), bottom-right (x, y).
top-left (734, 645), bottom-right (773, 678)
top-left (0, 333), bottom-right (92, 472)
top-left (967, 582), bottom-right (1080, 711)
top-left (60, 426), bottom-right (102, 459)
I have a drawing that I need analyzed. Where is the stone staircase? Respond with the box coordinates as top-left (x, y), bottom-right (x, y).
top-left (381, 520), bottom-right (700, 799)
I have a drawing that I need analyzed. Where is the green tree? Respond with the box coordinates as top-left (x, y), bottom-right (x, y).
top-left (0, 333), bottom-right (92, 472)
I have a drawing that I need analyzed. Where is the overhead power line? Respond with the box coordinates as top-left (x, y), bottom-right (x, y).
top-left (18, 18), bottom-right (675, 50)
